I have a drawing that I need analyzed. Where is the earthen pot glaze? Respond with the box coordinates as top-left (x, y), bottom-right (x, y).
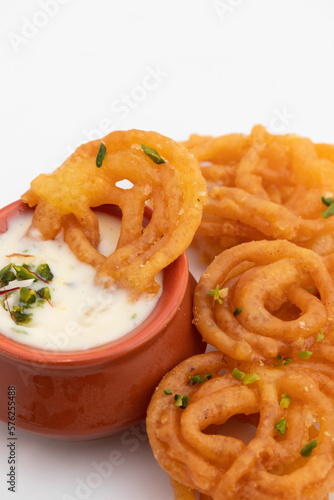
top-left (0, 200), bottom-right (206, 440)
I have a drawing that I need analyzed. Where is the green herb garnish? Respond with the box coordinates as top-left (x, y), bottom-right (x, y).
top-left (321, 196), bottom-right (334, 218)
top-left (19, 287), bottom-right (37, 305)
top-left (274, 418), bottom-right (287, 435)
top-left (207, 285), bottom-right (228, 305)
top-left (174, 394), bottom-right (190, 409)
top-left (300, 439), bottom-right (317, 457)
top-left (37, 287), bottom-right (51, 302)
top-left (12, 264), bottom-right (35, 281)
top-left (36, 263), bottom-right (53, 282)
top-left (279, 394), bottom-right (292, 409)
top-left (316, 328), bottom-right (325, 342)
top-left (0, 264), bottom-right (16, 286)
top-left (140, 143), bottom-right (165, 164)
top-left (321, 196), bottom-right (334, 206)
top-left (164, 388), bottom-right (172, 395)
top-left (233, 307), bottom-right (242, 316)
top-left (11, 305), bottom-right (32, 325)
top-left (243, 373), bottom-right (260, 385)
top-left (96, 142), bottom-right (107, 168)
top-left (189, 373), bottom-right (212, 385)
top-left (0, 262), bottom-right (53, 325)
top-left (232, 367), bottom-right (245, 380)
top-left (298, 350), bottom-right (313, 360)
top-left (275, 354), bottom-right (292, 366)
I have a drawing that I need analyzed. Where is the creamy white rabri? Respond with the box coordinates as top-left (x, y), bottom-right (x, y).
top-left (0, 211), bottom-right (162, 351)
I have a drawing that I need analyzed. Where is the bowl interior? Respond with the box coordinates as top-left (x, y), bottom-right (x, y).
top-left (0, 200), bottom-right (189, 366)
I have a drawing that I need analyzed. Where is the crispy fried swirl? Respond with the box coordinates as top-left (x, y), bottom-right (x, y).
top-left (22, 130), bottom-right (206, 296)
top-left (193, 239), bottom-right (334, 362)
top-left (147, 351), bottom-right (334, 500)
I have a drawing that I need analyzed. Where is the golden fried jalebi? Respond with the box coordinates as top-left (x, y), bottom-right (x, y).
top-left (147, 351), bottom-right (334, 500)
top-left (193, 239), bottom-right (334, 362)
top-left (22, 130), bottom-right (206, 296)
top-left (182, 125), bottom-right (334, 262)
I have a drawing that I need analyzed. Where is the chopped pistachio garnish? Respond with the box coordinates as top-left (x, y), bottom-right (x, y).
top-left (232, 367), bottom-right (245, 380)
top-left (11, 305), bottom-right (32, 325)
top-left (298, 350), bottom-right (313, 360)
top-left (164, 388), bottom-right (172, 395)
top-left (0, 262), bottom-right (53, 325)
top-left (12, 264), bottom-right (35, 281)
top-left (300, 439), bottom-right (317, 457)
top-left (96, 142), bottom-right (107, 168)
top-left (243, 373), bottom-right (260, 385)
top-left (207, 285), bottom-right (228, 305)
top-left (36, 263), bottom-right (54, 282)
top-left (275, 354), bottom-right (292, 366)
top-left (19, 287), bottom-right (37, 304)
top-left (232, 368), bottom-right (260, 385)
top-left (233, 307), bottom-right (242, 316)
top-left (140, 143), bottom-right (165, 164)
top-left (0, 264), bottom-right (15, 286)
top-left (37, 287), bottom-right (51, 302)
top-left (279, 394), bottom-right (292, 409)
top-left (321, 196), bottom-right (334, 218)
top-left (274, 417), bottom-right (287, 435)
top-left (189, 373), bottom-right (212, 385)
top-left (321, 196), bottom-right (334, 206)
top-left (174, 394), bottom-right (190, 409)
top-left (316, 328), bottom-right (325, 342)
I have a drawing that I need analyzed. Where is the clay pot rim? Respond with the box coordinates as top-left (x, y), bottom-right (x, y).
top-left (0, 200), bottom-right (189, 367)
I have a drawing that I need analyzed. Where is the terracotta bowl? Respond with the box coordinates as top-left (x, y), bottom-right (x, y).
top-left (0, 200), bottom-right (206, 440)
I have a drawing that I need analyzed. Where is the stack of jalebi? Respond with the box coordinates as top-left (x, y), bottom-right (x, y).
top-left (182, 125), bottom-right (334, 263)
top-left (22, 129), bottom-right (206, 297)
top-left (147, 127), bottom-right (334, 499)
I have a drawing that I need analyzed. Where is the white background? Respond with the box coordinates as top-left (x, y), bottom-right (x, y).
top-left (1, 0), bottom-right (334, 499)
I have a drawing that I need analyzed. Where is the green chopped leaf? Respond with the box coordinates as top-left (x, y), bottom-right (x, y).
top-left (140, 143), bottom-right (165, 164)
top-left (37, 287), bottom-right (51, 301)
top-left (275, 356), bottom-right (292, 366)
top-left (274, 417), bottom-right (287, 435)
top-left (189, 373), bottom-right (212, 385)
top-left (321, 203), bottom-right (334, 219)
top-left (298, 350), bottom-right (313, 360)
top-left (96, 142), bottom-right (107, 168)
top-left (279, 394), bottom-right (292, 409)
top-left (243, 373), bottom-right (260, 385)
top-left (321, 196), bottom-right (334, 207)
top-left (164, 388), bottom-right (172, 395)
top-left (36, 263), bottom-right (53, 282)
top-left (11, 305), bottom-right (32, 325)
top-left (300, 439), bottom-right (317, 457)
top-left (233, 307), bottom-right (242, 316)
top-left (207, 285), bottom-right (228, 305)
top-left (12, 264), bottom-right (35, 281)
top-left (316, 328), bottom-right (324, 342)
top-left (232, 367), bottom-right (245, 380)
top-left (174, 394), bottom-right (190, 409)
top-left (19, 287), bottom-right (37, 305)
top-left (0, 264), bottom-right (16, 286)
